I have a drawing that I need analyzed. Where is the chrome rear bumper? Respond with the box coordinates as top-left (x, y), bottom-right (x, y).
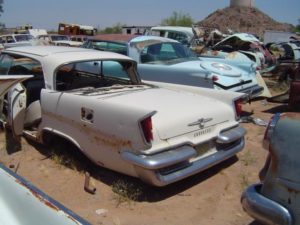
top-left (241, 184), bottom-right (293, 225)
top-left (121, 126), bottom-right (245, 186)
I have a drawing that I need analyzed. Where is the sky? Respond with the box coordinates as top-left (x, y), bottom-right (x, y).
top-left (1, 0), bottom-right (300, 31)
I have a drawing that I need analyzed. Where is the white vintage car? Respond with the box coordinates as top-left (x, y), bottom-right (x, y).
top-left (0, 46), bottom-right (246, 186)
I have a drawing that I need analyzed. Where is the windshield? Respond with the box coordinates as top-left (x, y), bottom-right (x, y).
top-left (15, 35), bottom-right (34, 42)
top-left (51, 35), bottom-right (69, 41)
top-left (140, 42), bottom-right (198, 63)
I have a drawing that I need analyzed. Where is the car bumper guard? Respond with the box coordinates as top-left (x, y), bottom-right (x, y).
top-left (241, 184), bottom-right (293, 225)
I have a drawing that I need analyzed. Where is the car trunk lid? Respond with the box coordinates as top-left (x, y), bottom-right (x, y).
top-left (99, 88), bottom-right (234, 140)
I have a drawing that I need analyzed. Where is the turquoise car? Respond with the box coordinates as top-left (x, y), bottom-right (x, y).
top-left (83, 35), bottom-right (264, 98)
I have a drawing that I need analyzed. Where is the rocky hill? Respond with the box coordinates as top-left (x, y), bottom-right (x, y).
top-left (197, 6), bottom-right (293, 38)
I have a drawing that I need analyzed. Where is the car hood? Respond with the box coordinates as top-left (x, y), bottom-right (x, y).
top-left (95, 87), bottom-right (235, 140)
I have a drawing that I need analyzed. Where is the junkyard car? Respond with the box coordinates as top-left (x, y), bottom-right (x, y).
top-left (241, 113), bottom-right (300, 225)
top-left (268, 41), bottom-right (300, 61)
top-left (0, 46), bottom-right (246, 186)
top-left (37, 34), bottom-right (82, 47)
top-left (0, 34), bottom-right (35, 49)
top-left (147, 26), bottom-right (196, 46)
top-left (205, 33), bottom-right (277, 73)
top-left (83, 35), bottom-right (264, 98)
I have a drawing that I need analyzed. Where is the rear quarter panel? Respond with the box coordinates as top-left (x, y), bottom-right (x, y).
top-left (39, 89), bottom-right (154, 176)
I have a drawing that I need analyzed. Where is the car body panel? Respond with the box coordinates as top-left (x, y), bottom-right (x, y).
top-left (209, 33), bottom-right (277, 73)
top-left (0, 163), bottom-right (91, 225)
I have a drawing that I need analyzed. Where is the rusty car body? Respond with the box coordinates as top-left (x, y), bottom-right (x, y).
top-left (0, 46), bottom-right (246, 186)
top-left (205, 33), bottom-right (277, 73)
top-left (268, 41), bottom-right (300, 61)
top-left (241, 113), bottom-right (300, 225)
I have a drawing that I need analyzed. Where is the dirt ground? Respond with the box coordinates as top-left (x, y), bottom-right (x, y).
top-left (0, 98), bottom-right (289, 225)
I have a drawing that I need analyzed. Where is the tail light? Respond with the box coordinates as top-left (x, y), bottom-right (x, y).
top-left (140, 116), bottom-right (153, 143)
top-left (234, 99), bottom-right (243, 120)
top-left (263, 113), bottom-right (281, 150)
top-left (212, 75), bottom-right (219, 82)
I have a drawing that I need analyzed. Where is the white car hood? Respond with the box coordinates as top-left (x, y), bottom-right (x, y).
top-left (97, 87), bottom-right (235, 140)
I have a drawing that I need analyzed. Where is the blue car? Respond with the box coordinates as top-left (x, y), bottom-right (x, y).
top-left (83, 35), bottom-right (264, 98)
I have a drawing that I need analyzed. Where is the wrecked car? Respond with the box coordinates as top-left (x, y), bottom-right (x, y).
top-left (146, 26), bottom-right (196, 46)
top-left (0, 34), bottom-right (35, 49)
top-left (241, 113), bottom-right (300, 225)
top-left (204, 33), bottom-right (277, 73)
top-left (267, 41), bottom-right (300, 61)
top-left (37, 34), bottom-right (82, 47)
top-left (82, 35), bottom-right (264, 98)
top-left (0, 46), bottom-right (246, 186)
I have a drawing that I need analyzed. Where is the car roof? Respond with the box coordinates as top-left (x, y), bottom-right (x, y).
top-left (151, 26), bottom-right (194, 36)
top-left (89, 34), bottom-right (138, 42)
top-left (0, 34), bottom-right (33, 37)
top-left (3, 46), bottom-right (136, 89)
top-left (129, 35), bottom-right (179, 44)
top-left (3, 46), bottom-right (132, 59)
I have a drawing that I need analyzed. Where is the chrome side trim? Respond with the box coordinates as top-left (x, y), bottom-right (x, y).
top-left (121, 146), bottom-right (196, 170)
top-left (217, 126), bottom-right (246, 144)
top-left (241, 184), bottom-right (292, 225)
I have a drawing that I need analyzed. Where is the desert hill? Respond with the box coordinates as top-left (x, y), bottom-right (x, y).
top-left (197, 6), bottom-right (293, 38)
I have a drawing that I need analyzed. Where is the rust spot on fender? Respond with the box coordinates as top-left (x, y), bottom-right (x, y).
top-left (43, 111), bottom-right (132, 149)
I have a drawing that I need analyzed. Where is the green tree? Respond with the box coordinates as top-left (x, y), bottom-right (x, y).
top-left (296, 18), bottom-right (300, 32)
top-left (99, 23), bottom-right (124, 34)
top-left (0, 0), bottom-right (3, 15)
top-left (160, 11), bottom-right (194, 27)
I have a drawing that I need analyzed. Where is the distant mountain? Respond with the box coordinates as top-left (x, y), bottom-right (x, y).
top-left (197, 6), bottom-right (293, 37)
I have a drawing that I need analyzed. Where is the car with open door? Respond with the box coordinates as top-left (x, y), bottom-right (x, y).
top-left (0, 46), bottom-right (246, 186)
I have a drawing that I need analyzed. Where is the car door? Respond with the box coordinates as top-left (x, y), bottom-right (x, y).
top-left (0, 75), bottom-right (32, 138)
top-left (7, 82), bottom-right (27, 138)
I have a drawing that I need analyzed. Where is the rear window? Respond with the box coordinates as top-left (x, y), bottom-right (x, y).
top-left (55, 60), bottom-right (137, 91)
